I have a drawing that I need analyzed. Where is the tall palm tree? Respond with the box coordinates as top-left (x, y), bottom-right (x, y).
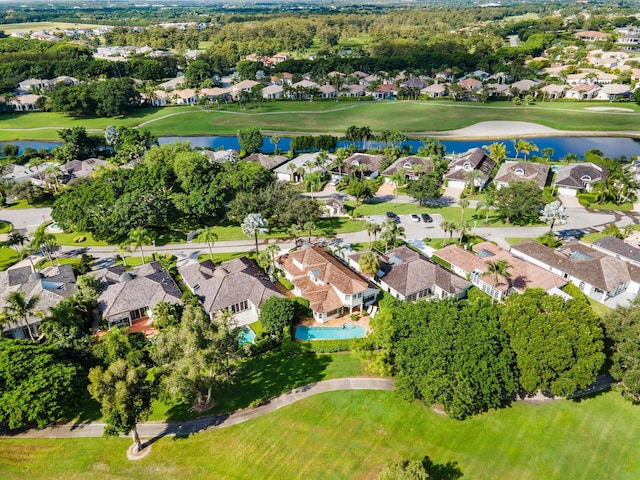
top-left (241, 213), bottom-right (269, 254)
top-left (482, 260), bottom-right (512, 301)
top-left (304, 221), bottom-right (316, 242)
top-left (458, 198), bottom-right (470, 224)
top-left (391, 169), bottom-right (406, 202)
top-left (458, 221), bottom-right (470, 244)
top-left (358, 251), bottom-right (381, 277)
top-left (287, 224), bottom-right (303, 246)
top-left (127, 227), bottom-right (152, 265)
top-left (4, 291), bottom-right (40, 341)
top-left (28, 157), bottom-right (45, 183)
top-left (270, 135), bottom-right (281, 154)
top-left (197, 227), bottom-right (219, 263)
top-left (44, 163), bottom-right (62, 192)
top-left (264, 244), bottom-right (280, 274)
top-left (31, 228), bottom-right (57, 266)
top-left (6, 232), bottom-right (28, 253)
top-left (365, 221), bottom-right (381, 247)
top-left (116, 242), bottom-right (132, 267)
top-left (476, 193), bottom-right (496, 226)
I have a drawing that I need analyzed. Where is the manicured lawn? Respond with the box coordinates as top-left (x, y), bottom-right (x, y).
top-left (248, 320), bottom-right (265, 337)
top-left (3, 390), bottom-right (640, 479)
top-left (115, 256), bottom-right (156, 268)
top-left (0, 21), bottom-right (111, 34)
top-left (581, 232), bottom-right (608, 244)
top-left (2, 101), bottom-right (640, 141)
top-left (588, 202), bottom-right (634, 211)
top-left (4, 198), bottom-right (55, 209)
top-left (505, 237), bottom-right (533, 245)
top-left (197, 251), bottom-right (253, 264)
top-left (148, 351), bottom-right (365, 422)
top-left (34, 257), bottom-right (81, 270)
top-left (51, 231), bottom-right (109, 247)
top-left (587, 298), bottom-right (612, 318)
top-left (0, 247), bottom-right (20, 271)
top-left (0, 221), bottom-right (12, 234)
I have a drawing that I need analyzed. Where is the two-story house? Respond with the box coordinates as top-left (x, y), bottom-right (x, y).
top-left (276, 244), bottom-right (378, 323)
top-left (444, 148), bottom-right (496, 190)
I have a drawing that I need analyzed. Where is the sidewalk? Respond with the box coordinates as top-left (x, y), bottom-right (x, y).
top-left (0, 377), bottom-right (395, 440)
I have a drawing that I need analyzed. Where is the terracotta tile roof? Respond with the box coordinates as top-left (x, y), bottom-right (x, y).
top-left (511, 240), bottom-right (637, 292)
top-left (493, 161), bottom-right (550, 189)
top-left (277, 245), bottom-right (369, 314)
top-left (436, 242), bottom-right (566, 293)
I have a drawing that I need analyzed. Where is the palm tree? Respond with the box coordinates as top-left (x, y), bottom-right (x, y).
top-left (270, 135), bottom-right (281, 154)
top-left (304, 221), bottom-right (316, 242)
top-left (476, 193), bottom-right (496, 226)
top-left (4, 291), bottom-right (40, 341)
top-left (197, 227), bottom-right (219, 263)
top-left (482, 142), bottom-right (507, 164)
top-left (365, 221), bottom-right (381, 247)
top-left (264, 244), bottom-right (281, 274)
top-left (391, 169), bottom-right (406, 202)
top-left (241, 213), bottom-right (269, 254)
top-left (28, 157), bottom-right (45, 182)
top-left (116, 242), bottom-right (132, 267)
top-left (464, 170), bottom-right (483, 194)
top-left (358, 251), bottom-right (381, 277)
top-left (44, 163), bottom-right (62, 192)
top-left (482, 260), bottom-right (512, 301)
top-left (31, 228), bottom-right (57, 266)
top-left (458, 221), bottom-right (470, 244)
top-left (287, 224), bottom-right (303, 245)
top-left (442, 220), bottom-right (456, 245)
top-left (458, 198), bottom-right (470, 224)
top-left (127, 227), bottom-right (152, 265)
top-left (6, 232), bottom-right (28, 253)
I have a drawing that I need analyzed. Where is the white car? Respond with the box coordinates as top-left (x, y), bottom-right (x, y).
top-left (410, 214), bottom-right (420, 223)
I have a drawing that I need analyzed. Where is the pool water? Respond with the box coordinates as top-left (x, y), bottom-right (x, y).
top-left (294, 324), bottom-right (366, 341)
top-left (239, 326), bottom-right (256, 345)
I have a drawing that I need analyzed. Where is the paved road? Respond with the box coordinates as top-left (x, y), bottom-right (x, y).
top-left (1, 377), bottom-right (395, 440)
top-left (0, 207), bottom-right (52, 233)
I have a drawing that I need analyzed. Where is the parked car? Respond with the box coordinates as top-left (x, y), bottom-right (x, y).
top-left (410, 214), bottom-right (420, 223)
top-left (386, 211), bottom-right (396, 218)
top-left (421, 213), bottom-right (433, 223)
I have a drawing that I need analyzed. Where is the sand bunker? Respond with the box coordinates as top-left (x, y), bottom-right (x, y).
top-left (440, 121), bottom-right (558, 138)
top-left (585, 106), bottom-right (634, 112)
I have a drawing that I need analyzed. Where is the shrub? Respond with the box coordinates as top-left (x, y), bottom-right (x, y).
top-left (72, 236), bottom-right (86, 243)
top-left (278, 276), bottom-right (294, 290)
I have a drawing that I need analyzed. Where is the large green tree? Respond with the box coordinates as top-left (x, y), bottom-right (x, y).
top-left (153, 305), bottom-right (240, 410)
top-left (238, 127), bottom-right (263, 154)
top-left (392, 300), bottom-right (517, 419)
top-left (501, 289), bottom-right (605, 396)
top-left (406, 173), bottom-right (441, 206)
top-left (0, 339), bottom-right (87, 429)
top-left (494, 180), bottom-right (544, 225)
top-left (604, 295), bottom-right (640, 402)
top-left (258, 297), bottom-right (296, 338)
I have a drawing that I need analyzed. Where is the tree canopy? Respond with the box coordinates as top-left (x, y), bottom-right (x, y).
top-left (258, 297), bottom-right (296, 338)
top-left (500, 289), bottom-right (605, 396)
top-left (391, 299), bottom-right (517, 419)
top-left (0, 339), bottom-right (88, 429)
top-left (494, 181), bottom-right (545, 225)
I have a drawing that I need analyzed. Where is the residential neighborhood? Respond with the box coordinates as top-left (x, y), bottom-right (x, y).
top-left (2, 1), bottom-right (640, 478)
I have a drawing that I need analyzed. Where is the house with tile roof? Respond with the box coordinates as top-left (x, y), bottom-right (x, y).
top-left (179, 257), bottom-right (282, 325)
top-left (276, 244), bottom-right (378, 322)
top-left (243, 153), bottom-right (289, 170)
top-left (511, 240), bottom-right (640, 303)
top-left (382, 156), bottom-right (433, 180)
top-left (348, 246), bottom-right (471, 301)
top-left (552, 162), bottom-right (607, 196)
top-left (565, 83), bottom-right (600, 99)
top-left (421, 83), bottom-right (448, 98)
top-left (436, 242), bottom-right (568, 302)
top-left (62, 158), bottom-right (109, 182)
top-left (0, 265), bottom-right (77, 340)
top-left (343, 153), bottom-right (383, 178)
top-left (493, 161), bottom-right (550, 190)
top-left (94, 261), bottom-right (182, 328)
top-left (444, 148), bottom-right (496, 190)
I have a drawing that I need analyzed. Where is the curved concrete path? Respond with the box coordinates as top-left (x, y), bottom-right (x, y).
top-left (1, 377), bottom-right (394, 440)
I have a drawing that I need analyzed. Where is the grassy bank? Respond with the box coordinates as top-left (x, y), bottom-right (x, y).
top-left (2, 389), bottom-right (639, 479)
top-left (2, 101), bottom-right (639, 141)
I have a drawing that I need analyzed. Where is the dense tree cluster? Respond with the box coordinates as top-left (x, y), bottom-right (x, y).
top-left (48, 78), bottom-right (141, 117)
top-left (51, 142), bottom-right (275, 241)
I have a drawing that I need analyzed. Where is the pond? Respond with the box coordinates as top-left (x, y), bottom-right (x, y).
top-left (3, 135), bottom-right (640, 160)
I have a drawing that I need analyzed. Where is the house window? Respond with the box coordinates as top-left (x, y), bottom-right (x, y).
top-left (463, 162), bottom-right (472, 171)
top-left (579, 281), bottom-right (585, 291)
top-left (515, 168), bottom-right (524, 175)
top-left (130, 306), bottom-right (149, 320)
top-left (345, 294), bottom-right (351, 300)
top-left (229, 300), bottom-right (249, 313)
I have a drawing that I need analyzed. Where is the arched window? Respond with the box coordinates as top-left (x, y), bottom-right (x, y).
top-left (515, 167), bottom-right (524, 175)
top-left (463, 162), bottom-right (472, 171)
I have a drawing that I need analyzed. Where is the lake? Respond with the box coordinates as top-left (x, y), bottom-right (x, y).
top-left (3, 135), bottom-right (640, 160)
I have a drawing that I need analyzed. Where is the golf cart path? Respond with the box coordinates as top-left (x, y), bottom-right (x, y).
top-left (1, 377), bottom-right (395, 439)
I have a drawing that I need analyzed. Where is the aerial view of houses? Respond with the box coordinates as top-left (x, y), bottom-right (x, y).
top-left (2, 1), bottom-right (640, 478)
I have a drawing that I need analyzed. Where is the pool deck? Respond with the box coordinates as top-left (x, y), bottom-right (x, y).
top-left (297, 310), bottom-right (372, 334)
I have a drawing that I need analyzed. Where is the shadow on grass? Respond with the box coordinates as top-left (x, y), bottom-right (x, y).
top-left (162, 348), bottom-right (332, 422)
top-left (423, 455), bottom-right (464, 480)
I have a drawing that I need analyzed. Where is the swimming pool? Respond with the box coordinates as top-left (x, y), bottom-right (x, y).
top-left (239, 326), bottom-right (256, 345)
top-left (294, 324), bottom-right (366, 341)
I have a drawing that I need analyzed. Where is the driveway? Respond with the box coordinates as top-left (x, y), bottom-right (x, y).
top-left (0, 207), bottom-right (52, 233)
